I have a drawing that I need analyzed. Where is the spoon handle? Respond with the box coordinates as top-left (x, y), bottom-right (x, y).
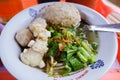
top-left (88, 23), bottom-right (120, 32)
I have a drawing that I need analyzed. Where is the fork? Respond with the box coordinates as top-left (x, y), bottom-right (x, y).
top-left (83, 23), bottom-right (120, 32)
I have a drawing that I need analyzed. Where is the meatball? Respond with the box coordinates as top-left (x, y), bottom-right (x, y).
top-left (28, 39), bottom-right (48, 54)
top-left (45, 3), bottom-right (81, 27)
top-left (18, 17), bottom-right (50, 68)
top-left (29, 17), bottom-right (47, 37)
top-left (15, 28), bottom-right (33, 47)
top-left (20, 48), bottom-right (45, 68)
top-left (31, 26), bottom-right (51, 40)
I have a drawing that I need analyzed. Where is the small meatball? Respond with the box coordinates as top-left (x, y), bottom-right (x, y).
top-left (36, 27), bottom-right (51, 40)
top-left (29, 17), bottom-right (47, 37)
top-left (20, 48), bottom-right (45, 68)
top-left (29, 39), bottom-right (48, 54)
top-left (15, 28), bottom-right (34, 47)
top-left (45, 3), bottom-right (81, 27)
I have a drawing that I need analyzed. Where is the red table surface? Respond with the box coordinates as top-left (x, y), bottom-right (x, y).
top-left (0, 65), bottom-right (16, 80)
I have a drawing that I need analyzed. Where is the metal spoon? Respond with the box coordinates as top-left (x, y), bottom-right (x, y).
top-left (83, 23), bottom-right (120, 32)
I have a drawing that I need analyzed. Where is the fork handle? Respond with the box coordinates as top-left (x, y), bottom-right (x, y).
top-left (89, 23), bottom-right (120, 32)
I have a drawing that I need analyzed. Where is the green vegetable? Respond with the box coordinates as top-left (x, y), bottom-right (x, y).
top-left (91, 42), bottom-right (98, 50)
top-left (53, 32), bottom-right (62, 39)
top-left (61, 52), bottom-right (72, 68)
top-left (65, 64), bottom-right (72, 73)
top-left (88, 53), bottom-right (96, 64)
top-left (47, 27), bottom-right (54, 33)
top-left (44, 24), bottom-right (99, 76)
top-left (81, 40), bottom-right (94, 54)
top-left (62, 26), bottom-right (76, 38)
top-left (64, 44), bottom-right (77, 59)
top-left (47, 41), bottom-right (58, 56)
top-left (78, 47), bottom-right (91, 59)
top-left (78, 47), bottom-right (96, 64)
top-left (77, 51), bottom-right (88, 63)
top-left (69, 57), bottom-right (85, 71)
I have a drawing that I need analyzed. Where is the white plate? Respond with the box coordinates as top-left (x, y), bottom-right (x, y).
top-left (0, 2), bottom-right (118, 80)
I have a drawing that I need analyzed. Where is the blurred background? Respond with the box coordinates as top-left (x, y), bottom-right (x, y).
top-left (0, 0), bottom-right (120, 80)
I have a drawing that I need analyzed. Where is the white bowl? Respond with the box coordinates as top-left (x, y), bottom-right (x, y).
top-left (0, 2), bottom-right (118, 80)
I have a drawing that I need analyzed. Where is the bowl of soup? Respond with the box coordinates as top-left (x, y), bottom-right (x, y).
top-left (0, 2), bottom-right (118, 80)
